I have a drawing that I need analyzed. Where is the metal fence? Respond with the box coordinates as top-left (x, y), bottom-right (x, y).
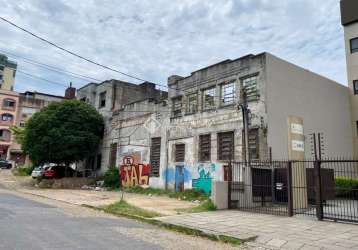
top-left (228, 159), bottom-right (358, 223)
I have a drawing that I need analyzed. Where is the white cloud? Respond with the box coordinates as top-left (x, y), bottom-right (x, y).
top-left (0, 0), bottom-right (347, 96)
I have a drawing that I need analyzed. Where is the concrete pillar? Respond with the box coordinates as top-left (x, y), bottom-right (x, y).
top-left (211, 181), bottom-right (228, 210)
top-left (287, 116), bottom-right (308, 209)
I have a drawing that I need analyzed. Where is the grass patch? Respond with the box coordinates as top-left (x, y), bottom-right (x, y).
top-left (123, 186), bottom-right (209, 202)
top-left (12, 165), bottom-right (34, 176)
top-left (176, 200), bottom-right (216, 214)
top-left (100, 200), bottom-right (161, 218)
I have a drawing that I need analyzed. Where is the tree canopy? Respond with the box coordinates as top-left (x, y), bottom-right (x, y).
top-left (21, 100), bottom-right (104, 166)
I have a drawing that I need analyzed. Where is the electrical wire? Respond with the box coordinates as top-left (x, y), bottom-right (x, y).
top-left (17, 70), bottom-right (68, 87)
top-left (0, 49), bottom-right (102, 83)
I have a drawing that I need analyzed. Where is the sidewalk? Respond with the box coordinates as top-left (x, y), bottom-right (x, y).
top-left (19, 188), bottom-right (197, 216)
top-left (156, 211), bottom-right (358, 250)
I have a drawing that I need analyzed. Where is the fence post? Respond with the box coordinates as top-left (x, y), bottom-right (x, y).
top-left (314, 160), bottom-right (323, 220)
top-left (287, 161), bottom-right (293, 217)
top-left (227, 161), bottom-right (232, 209)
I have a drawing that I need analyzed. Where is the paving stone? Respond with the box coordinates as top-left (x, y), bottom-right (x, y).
top-left (266, 238), bottom-right (287, 248)
top-left (281, 241), bottom-right (305, 250)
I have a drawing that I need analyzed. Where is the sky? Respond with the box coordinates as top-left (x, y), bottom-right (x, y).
top-left (0, 0), bottom-right (347, 96)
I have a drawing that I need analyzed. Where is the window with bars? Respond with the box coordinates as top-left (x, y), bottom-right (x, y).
top-left (354, 80), bottom-right (358, 95)
top-left (203, 87), bottom-right (216, 110)
top-left (186, 93), bottom-right (198, 114)
top-left (218, 132), bottom-right (234, 160)
top-left (99, 91), bottom-right (106, 108)
top-left (175, 144), bottom-right (185, 162)
top-left (242, 75), bottom-right (259, 101)
top-left (150, 137), bottom-right (161, 177)
top-left (172, 97), bottom-right (182, 117)
top-left (199, 134), bottom-right (211, 161)
top-left (221, 82), bottom-right (236, 105)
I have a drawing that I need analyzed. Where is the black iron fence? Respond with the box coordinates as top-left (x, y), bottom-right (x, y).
top-left (228, 159), bottom-right (358, 223)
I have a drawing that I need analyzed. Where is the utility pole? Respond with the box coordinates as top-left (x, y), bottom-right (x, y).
top-left (239, 83), bottom-right (250, 163)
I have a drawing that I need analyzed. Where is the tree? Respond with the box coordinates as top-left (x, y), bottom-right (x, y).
top-left (21, 100), bottom-right (104, 166)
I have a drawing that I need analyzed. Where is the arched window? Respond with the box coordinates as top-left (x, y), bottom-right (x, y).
top-left (1, 113), bottom-right (13, 122)
top-left (3, 98), bottom-right (16, 110)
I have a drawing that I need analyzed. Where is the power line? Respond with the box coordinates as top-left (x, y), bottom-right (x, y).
top-left (0, 17), bottom-right (151, 83)
top-left (17, 70), bottom-right (68, 87)
top-left (0, 49), bottom-right (102, 83)
top-left (0, 17), bottom-right (183, 92)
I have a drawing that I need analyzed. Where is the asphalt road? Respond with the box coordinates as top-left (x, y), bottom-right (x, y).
top-left (0, 191), bottom-right (161, 250)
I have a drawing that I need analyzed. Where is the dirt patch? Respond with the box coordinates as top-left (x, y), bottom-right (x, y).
top-left (38, 177), bottom-right (97, 189)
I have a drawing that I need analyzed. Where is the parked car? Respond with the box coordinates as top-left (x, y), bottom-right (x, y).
top-left (0, 159), bottom-right (12, 169)
top-left (31, 165), bottom-right (51, 179)
top-left (43, 165), bottom-right (77, 179)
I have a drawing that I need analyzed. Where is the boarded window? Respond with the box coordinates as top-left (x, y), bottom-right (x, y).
top-left (186, 93), bottom-right (197, 114)
top-left (172, 97), bottom-right (182, 117)
top-left (248, 128), bottom-right (259, 160)
top-left (109, 143), bottom-right (117, 167)
top-left (175, 144), bottom-right (185, 162)
top-left (218, 132), bottom-right (234, 160)
top-left (199, 134), bottom-right (211, 161)
top-left (150, 137), bottom-right (161, 177)
top-left (221, 82), bottom-right (235, 105)
top-left (203, 87), bottom-right (216, 110)
top-left (242, 75), bottom-right (259, 101)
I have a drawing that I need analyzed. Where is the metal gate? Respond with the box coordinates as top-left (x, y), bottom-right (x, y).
top-left (228, 159), bottom-right (358, 223)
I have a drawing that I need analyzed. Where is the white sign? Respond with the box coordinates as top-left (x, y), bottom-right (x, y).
top-left (291, 123), bottom-right (304, 135)
top-left (292, 140), bottom-right (305, 152)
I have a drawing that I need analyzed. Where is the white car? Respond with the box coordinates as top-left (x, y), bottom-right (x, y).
top-left (31, 164), bottom-right (54, 178)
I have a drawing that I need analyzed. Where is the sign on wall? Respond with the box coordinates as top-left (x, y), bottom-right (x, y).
top-left (120, 156), bottom-right (150, 187)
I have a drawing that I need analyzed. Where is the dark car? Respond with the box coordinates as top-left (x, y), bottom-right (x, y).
top-left (43, 165), bottom-right (77, 179)
top-left (0, 159), bottom-right (12, 169)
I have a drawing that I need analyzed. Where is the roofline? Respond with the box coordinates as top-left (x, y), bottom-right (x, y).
top-left (20, 91), bottom-right (65, 99)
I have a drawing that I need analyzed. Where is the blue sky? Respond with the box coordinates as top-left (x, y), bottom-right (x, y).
top-left (0, 0), bottom-right (346, 96)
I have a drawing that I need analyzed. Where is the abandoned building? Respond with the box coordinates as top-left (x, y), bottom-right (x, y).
top-left (164, 52), bottom-right (353, 194)
top-left (76, 79), bottom-right (167, 174)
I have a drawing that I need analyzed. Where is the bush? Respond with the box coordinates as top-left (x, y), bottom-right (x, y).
top-left (335, 177), bottom-right (358, 198)
top-left (12, 165), bottom-right (34, 176)
top-left (103, 167), bottom-right (120, 189)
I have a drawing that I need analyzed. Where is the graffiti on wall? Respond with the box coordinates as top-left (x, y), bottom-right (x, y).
top-left (120, 156), bottom-right (150, 187)
top-left (192, 163), bottom-right (217, 194)
top-left (162, 167), bottom-right (191, 184)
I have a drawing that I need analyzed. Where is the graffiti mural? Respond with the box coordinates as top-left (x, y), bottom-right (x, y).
top-left (192, 163), bottom-right (217, 194)
top-left (120, 156), bottom-right (150, 187)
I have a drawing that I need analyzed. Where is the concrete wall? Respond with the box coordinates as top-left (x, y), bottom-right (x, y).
top-left (2, 67), bottom-right (15, 91)
top-left (343, 21), bottom-right (358, 158)
top-left (265, 53), bottom-right (353, 159)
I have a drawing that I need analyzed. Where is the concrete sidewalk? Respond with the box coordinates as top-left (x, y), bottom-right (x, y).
top-left (156, 211), bottom-right (358, 250)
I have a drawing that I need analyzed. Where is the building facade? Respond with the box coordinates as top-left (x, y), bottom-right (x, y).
top-left (0, 89), bottom-right (19, 160)
top-left (77, 80), bottom-right (167, 174)
top-left (163, 53), bottom-right (352, 193)
top-left (341, 0), bottom-right (358, 158)
top-left (0, 54), bottom-right (17, 91)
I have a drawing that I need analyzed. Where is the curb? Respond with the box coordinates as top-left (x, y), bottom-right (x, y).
top-left (82, 204), bottom-right (252, 246)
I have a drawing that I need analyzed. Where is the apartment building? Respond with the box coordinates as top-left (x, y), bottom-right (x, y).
top-left (0, 54), bottom-right (17, 91)
top-left (341, 0), bottom-right (358, 157)
top-left (0, 89), bottom-right (19, 160)
top-left (10, 91), bottom-right (67, 165)
top-left (164, 53), bottom-right (352, 193)
top-left (77, 80), bottom-right (167, 173)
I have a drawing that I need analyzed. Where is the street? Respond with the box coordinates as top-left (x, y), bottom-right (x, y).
top-left (0, 186), bottom-right (244, 250)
